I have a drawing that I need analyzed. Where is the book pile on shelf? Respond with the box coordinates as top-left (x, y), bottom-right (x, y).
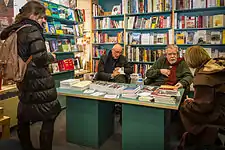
top-left (125, 0), bottom-right (172, 13)
top-left (127, 32), bottom-right (168, 45)
top-left (93, 32), bottom-right (124, 44)
top-left (127, 16), bottom-right (171, 29)
top-left (49, 58), bottom-right (74, 74)
top-left (95, 18), bottom-right (124, 29)
top-left (176, 0), bottom-right (225, 10)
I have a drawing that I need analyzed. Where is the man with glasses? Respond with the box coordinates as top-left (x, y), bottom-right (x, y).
top-left (145, 44), bottom-right (193, 89)
top-left (96, 43), bottom-right (133, 83)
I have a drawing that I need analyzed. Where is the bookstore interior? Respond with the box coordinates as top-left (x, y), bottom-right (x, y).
top-left (0, 0), bottom-right (225, 149)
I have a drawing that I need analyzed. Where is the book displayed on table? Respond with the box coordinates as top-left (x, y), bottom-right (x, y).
top-left (59, 80), bottom-right (182, 105)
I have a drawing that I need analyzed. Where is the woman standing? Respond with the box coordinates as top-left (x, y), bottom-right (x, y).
top-left (178, 46), bottom-right (225, 149)
top-left (0, 1), bottom-right (61, 150)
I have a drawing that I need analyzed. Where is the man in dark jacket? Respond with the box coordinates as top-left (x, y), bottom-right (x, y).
top-left (145, 44), bottom-right (193, 90)
top-left (96, 44), bottom-right (133, 83)
top-left (0, 1), bottom-right (61, 150)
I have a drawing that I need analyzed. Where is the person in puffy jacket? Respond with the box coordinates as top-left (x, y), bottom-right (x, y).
top-left (178, 46), bottom-right (225, 149)
top-left (0, 1), bottom-right (61, 150)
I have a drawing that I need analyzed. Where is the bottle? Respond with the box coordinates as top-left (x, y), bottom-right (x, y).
top-left (136, 74), bottom-right (144, 89)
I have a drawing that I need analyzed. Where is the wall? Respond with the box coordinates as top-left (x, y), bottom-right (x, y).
top-left (98, 0), bottom-right (121, 12)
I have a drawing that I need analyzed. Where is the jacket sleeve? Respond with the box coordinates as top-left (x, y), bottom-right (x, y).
top-left (183, 85), bottom-right (215, 113)
top-left (145, 58), bottom-right (161, 79)
top-left (47, 52), bottom-right (55, 64)
top-left (27, 27), bottom-right (48, 67)
top-left (179, 61), bottom-right (193, 87)
top-left (123, 57), bottom-right (133, 75)
top-left (97, 56), bottom-right (111, 81)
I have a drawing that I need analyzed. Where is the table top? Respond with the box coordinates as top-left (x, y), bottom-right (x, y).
top-left (57, 87), bottom-right (184, 110)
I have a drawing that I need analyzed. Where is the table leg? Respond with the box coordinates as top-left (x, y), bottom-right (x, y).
top-left (66, 96), bottom-right (115, 148)
top-left (122, 104), bottom-right (164, 150)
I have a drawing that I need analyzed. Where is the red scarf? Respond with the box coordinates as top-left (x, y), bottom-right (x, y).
top-left (166, 57), bottom-right (184, 85)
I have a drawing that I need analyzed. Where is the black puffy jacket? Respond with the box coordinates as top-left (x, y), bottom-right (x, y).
top-left (0, 19), bottom-right (61, 122)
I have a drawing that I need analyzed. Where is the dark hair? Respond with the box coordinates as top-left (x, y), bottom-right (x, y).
top-left (15, 0), bottom-right (46, 23)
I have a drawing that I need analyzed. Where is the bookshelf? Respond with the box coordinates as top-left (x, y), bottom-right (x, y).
top-left (40, 0), bottom-right (89, 87)
top-left (90, 0), bottom-right (225, 77)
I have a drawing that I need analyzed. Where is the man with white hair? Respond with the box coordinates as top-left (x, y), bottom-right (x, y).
top-left (145, 44), bottom-right (193, 89)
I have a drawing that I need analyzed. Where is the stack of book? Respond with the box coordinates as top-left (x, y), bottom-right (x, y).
top-left (89, 81), bottom-right (126, 95)
top-left (59, 79), bottom-right (81, 88)
top-left (71, 80), bottom-right (92, 91)
top-left (151, 85), bottom-right (180, 104)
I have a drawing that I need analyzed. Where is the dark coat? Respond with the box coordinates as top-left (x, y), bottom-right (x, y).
top-left (0, 19), bottom-right (61, 122)
top-left (96, 51), bottom-right (133, 83)
top-left (180, 58), bottom-right (225, 135)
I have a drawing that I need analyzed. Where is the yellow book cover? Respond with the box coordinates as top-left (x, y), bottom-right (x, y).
top-left (176, 33), bottom-right (185, 44)
top-left (213, 15), bottom-right (224, 27)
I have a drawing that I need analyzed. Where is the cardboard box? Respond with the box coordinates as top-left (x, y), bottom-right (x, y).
top-left (0, 107), bottom-right (3, 119)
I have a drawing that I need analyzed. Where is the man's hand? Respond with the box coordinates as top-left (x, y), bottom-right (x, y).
top-left (184, 98), bottom-right (194, 104)
top-left (114, 67), bottom-right (120, 71)
top-left (160, 69), bottom-right (171, 77)
top-left (175, 82), bottom-right (183, 88)
top-left (111, 70), bottom-right (120, 78)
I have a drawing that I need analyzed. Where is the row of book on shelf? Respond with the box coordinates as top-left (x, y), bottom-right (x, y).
top-left (127, 15), bottom-right (171, 29)
top-left (59, 79), bottom-right (181, 105)
top-left (93, 14), bottom-right (224, 30)
top-left (49, 57), bottom-right (83, 74)
top-left (44, 21), bottom-right (84, 37)
top-left (45, 37), bottom-right (86, 52)
top-left (92, 0), bottom-right (225, 18)
top-left (95, 19), bottom-right (124, 29)
top-left (128, 32), bottom-right (171, 45)
top-left (42, 1), bottom-right (85, 23)
top-left (176, 14), bottom-right (225, 29)
top-left (176, 0), bottom-right (225, 10)
top-left (176, 30), bottom-right (225, 45)
top-left (92, 32), bottom-right (124, 44)
top-left (91, 31), bottom-right (224, 45)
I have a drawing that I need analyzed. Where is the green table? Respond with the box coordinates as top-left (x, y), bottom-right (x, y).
top-left (57, 88), bottom-right (184, 150)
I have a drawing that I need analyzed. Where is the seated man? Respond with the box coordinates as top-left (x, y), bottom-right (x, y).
top-left (96, 44), bottom-right (133, 83)
top-left (145, 44), bottom-right (193, 90)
